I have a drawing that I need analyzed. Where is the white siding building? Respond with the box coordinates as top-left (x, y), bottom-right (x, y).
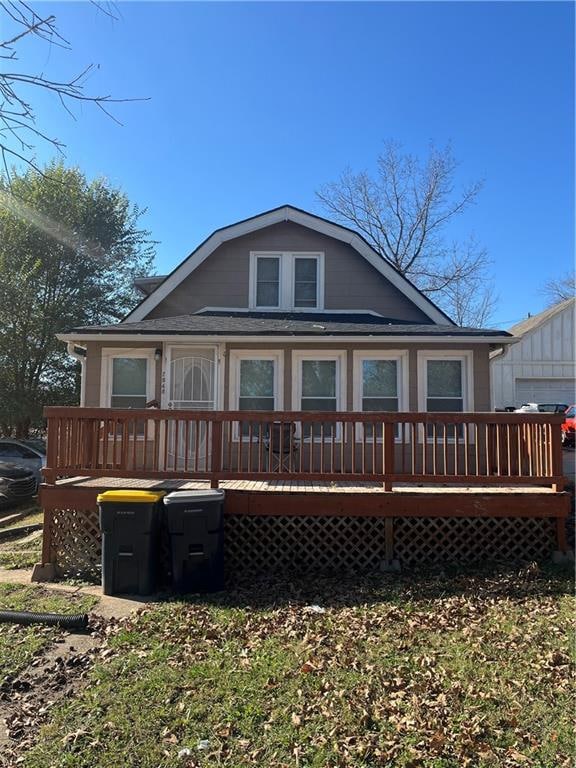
top-left (491, 297), bottom-right (576, 410)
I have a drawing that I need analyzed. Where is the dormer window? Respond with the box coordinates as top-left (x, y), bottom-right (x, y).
top-left (250, 251), bottom-right (324, 310)
top-left (256, 256), bottom-right (280, 307)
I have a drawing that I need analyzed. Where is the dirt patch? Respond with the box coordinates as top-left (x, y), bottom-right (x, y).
top-left (0, 584), bottom-right (157, 765)
top-left (0, 614), bottom-right (114, 765)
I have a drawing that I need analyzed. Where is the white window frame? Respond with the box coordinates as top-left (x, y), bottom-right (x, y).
top-left (229, 350), bottom-right (284, 440)
top-left (100, 348), bottom-right (157, 409)
top-left (249, 251), bottom-right (325, 311)
top-left (353, 350), bottom-right (409, 443)
top-left (417, 350), bottom-right (474, 443)
top-left (292, 350), bottom-right (346, 441)
top-left (250, 253), bottom-right (282, 310)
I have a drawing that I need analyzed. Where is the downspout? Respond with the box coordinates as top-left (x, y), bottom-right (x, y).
top-left (67, 342), bottom-right (87, 407)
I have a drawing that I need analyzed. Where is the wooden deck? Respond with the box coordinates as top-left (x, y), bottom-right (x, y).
top-left (37, 408), bottom-right (571, 576)
top-left (38, 474), bottom-right (571, 578)
top-left (54, 475), bottom-right (559, 494)
top-left (41, 474), bottom-right (569, 522)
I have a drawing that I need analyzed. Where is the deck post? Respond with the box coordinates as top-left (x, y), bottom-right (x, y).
top-left (41, 507), bottom-right (53, 565)
top-left (555, 517), bottom-right (568, 554)
top-left (210, 421), bottom-right (223, 489)
top-left (385, 517), bottom-right (394, 561)
top-left (550, 423), bottom-right (564, 492)
top-left (383, 423), bottom-right (394, 491)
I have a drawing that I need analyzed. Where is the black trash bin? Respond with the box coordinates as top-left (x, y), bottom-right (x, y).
top-left (98, 490), bottom-right (165, 596)
top-left (163, 489), bottom-right (225, 593)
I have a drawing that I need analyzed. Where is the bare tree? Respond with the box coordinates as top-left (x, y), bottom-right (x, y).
top-left (316, 142), bottom-right (495, 326)
top-left (541, 271), bottom-right (575, 307)
top-left (0, 1), bottom-right (144, 175)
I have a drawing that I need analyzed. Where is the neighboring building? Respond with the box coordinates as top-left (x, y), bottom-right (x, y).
top-left (491, 297), bottom-right (576, 410)
top-left (59, 205), bottom-right (513, 421)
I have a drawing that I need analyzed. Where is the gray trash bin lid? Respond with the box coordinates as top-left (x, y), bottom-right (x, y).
top-left (163, 489), bottom-right (225, 505)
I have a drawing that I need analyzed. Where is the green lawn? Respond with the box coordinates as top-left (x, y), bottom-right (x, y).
top-left (0, 584), bottom-right (97, 685)
top-left (20, 566), bottom-right (575, 768)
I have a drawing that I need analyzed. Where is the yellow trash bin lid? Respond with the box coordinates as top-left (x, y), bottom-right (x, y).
top-left (96, 490), bottom-right (166, 504)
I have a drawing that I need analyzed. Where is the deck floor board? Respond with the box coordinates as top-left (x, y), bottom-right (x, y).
top-left (50, 476), bottom-right (556, 495)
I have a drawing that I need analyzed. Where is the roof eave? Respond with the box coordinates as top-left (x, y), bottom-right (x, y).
top-left (58, 332), bottom-right (515, 345)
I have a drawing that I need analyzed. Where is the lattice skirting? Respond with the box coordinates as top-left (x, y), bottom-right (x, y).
top-left (223, 516), bottom-right (558, 574)
top-left (48, 508), bottom-right (101, 580)
top-left (45, 510), bottom-right (559, 580)
top-left (393, 517), bottom-right (557, 565)
top-left (225, 516), bottom-right (391, 575)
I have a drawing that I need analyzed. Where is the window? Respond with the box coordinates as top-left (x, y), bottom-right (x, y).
top-left (250, 252), bottom-right (324, 310)
top-left (101, 349), bottom-right (156, 410)
top-left (293, 352), bottom-right (346, 438)
top-left (111, 358), bottom-right (148, 409)
top-left (361, 360), bottom-right (399, 414)
top-left (353, 351), bottom-right (408, 440)
top-left (417, 351), bottom-right (473, 440)
top-left (229, 351), bottom-right (283, 438)
top-left (255, 257), bottom-right (280, 308)
top-left (293, 257), bottom-right (318, 308)
top-left (239, 360), bottom-right (276, 412)
top-left (301, 360), bottom-right (337, 412)
top-left (0, 443), bottom-right (38, 459)
top-left (426, 360), bottom-right (464, 413)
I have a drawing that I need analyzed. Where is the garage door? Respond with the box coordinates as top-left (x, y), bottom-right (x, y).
top-left (515, 378), bottom-right (576, 406)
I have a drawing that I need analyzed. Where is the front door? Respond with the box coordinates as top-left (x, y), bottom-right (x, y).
top-left (166, 346), bottom-right (217, 470)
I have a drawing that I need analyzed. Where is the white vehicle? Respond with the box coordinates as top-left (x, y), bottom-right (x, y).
top-left (513, 403), bottom-right (569, 414)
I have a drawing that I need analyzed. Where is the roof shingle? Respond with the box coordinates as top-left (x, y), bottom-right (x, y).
top-left (69, 311), bottom-right (511, 338)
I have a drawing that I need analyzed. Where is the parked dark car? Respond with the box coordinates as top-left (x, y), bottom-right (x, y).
top-left (0, 439), bottom-right (46, 489)
top-left (0, 461), bottom-right (38, 508)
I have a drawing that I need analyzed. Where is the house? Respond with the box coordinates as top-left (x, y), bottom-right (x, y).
top-left (37, 206), bottom-right (570, 579)
top-left (491, 297), bottom-right (576, 410)
top-left (59, 205), bottom-right (513, 419)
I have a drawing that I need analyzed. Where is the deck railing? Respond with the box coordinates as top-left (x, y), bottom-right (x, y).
top-left (42, 407), bottom-right (565, 490)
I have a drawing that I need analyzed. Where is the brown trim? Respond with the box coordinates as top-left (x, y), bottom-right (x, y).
top-left (40, 483), bottom-right (570, 519)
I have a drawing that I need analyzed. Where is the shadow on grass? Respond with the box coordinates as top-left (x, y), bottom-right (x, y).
top-left (172, 559), bottom-right (575, 612)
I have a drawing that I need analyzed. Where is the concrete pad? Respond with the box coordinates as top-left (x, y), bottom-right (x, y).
top-left (0, 566), bottom-right (165, 619)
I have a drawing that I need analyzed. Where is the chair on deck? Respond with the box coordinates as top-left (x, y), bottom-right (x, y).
top-left (265, 421), bottom-right (299, 472)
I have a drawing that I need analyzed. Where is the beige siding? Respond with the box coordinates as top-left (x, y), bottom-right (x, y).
top-left (146, 221), bottom-right (431, 322)
top-left (84, 340), bottom-right (491, 412)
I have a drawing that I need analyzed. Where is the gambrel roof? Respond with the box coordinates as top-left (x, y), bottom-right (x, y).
top-left (125, 205), bottom-right (455, 325)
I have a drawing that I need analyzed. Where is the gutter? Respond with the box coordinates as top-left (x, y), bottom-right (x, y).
top-left (489, 335), bottom-right (521, 361)
top-left (66, 342), bottom-right (87, 407)
top-left (57, 333), bottom-right (516, 345)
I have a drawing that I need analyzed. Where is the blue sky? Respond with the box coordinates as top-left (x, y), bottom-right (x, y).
top-left (12, 1), bottom-right (576, 326)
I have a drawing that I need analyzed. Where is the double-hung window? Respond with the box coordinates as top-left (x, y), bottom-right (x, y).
top-left (293, 352), bottom-right (345, 438)
top-left (250, 252), bottom-right (323, 310)
top-left (230, 351), bottom-right (283, 438)
top-left (110, 358), bottom-right (148, 409)
top-left (417, 351), bottom-right (473, 440)
top-left (101, 349), bottom-right (157, 436)
top-left (101, 349), bottom-right (156, 410)
top-left (353, 352), bottom-right (408, 440)
top-left (255, 256), bottom-right (281, 308)
top-left (293, 257), bottom-right (318, 308)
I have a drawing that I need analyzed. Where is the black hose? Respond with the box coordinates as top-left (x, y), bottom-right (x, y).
top-left (0, 610), bottom-right (89, 630)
